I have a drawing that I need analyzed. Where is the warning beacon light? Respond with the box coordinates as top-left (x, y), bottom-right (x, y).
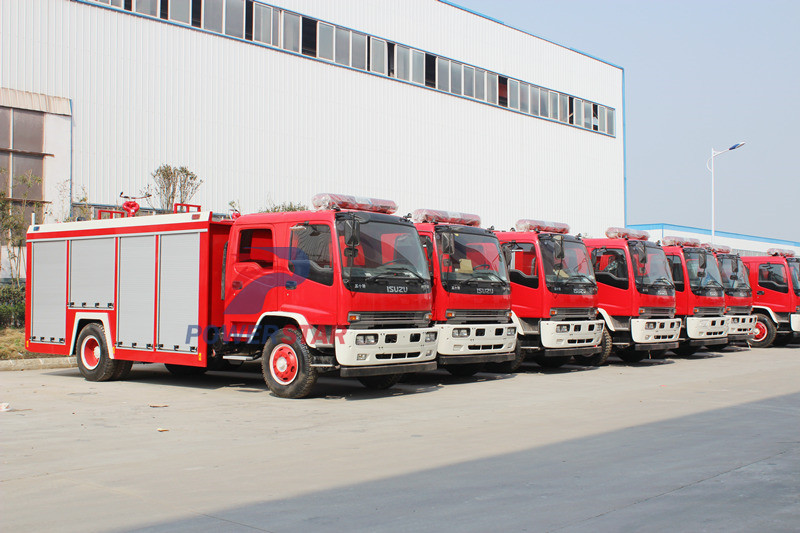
top-left (767, 248), bottom-right (796, 257)
top-left (312, 193), bottom-right (397, 214)
top-left (662, 236), bottom-right (701, 247)
top-left (411, 209), bottom-right (481, 227)
top-left (701, 243), bottom-right (732, 254)
top-left (515, 219), bottom-right (570, 234)
top-left (605, 227), bottom-right (649, 240)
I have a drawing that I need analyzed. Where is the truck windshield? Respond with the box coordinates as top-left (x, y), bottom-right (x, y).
top-left (336, 217), bottom-right (430, 293)
top-left (628, 241), bottom-right (674, 295)
top-left (539, 235), bottom-right (596, 294)
top-left (684, 249), bottom-right (724, 295)
top-left (788, 258), bottom-right (800, 296)
top-left (718, 254), bottom-right (751, 294)
top-left (436, 229), bottom-right (508, 293)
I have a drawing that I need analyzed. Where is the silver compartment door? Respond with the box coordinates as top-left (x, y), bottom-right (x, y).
top-left (117, 236), bottom-right (156, 349)
top-left (157, 233), bottom-right (200, 352)
top-left (69, 238), bottom-right (115, 309)
top-left (31, 240), bottom-right (67, 343)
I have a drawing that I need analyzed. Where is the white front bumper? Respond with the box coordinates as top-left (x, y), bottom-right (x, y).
top-left (685, 316), bottom-right (729, 340)
top-left (335, 327), bottom-right (438, 367)
top-left (728, 314), bottom-right (757, 336)
top-left (791, 314), bottom-right (800, 332)
top-left (630, 318), bottom-right (682, 344)
top-left (435, 323), bottom-right (517, 355)
top-left (540, 320), bottom-right (604, 349)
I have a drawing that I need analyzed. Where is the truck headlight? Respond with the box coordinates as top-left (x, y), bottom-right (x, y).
top-left (424, 332), bottom-right (437, 343)
top-left (506, 327), bottom-right (516, 336)
top-left (645, 322), bottom-right (656, 330)
top-left (453, 328), bottom-right (470, 338)
top-left (556, 324), bottom-right (570, 333)
top-left (355, 334), bottom-right (378, 345)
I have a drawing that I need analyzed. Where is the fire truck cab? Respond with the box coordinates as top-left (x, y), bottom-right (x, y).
top-left (702, 243), bottom-right (756, 347)
top-left (495, 220), bottom-right (604, 369)
top-left (584, 228), bottom-right (681, 363)
top-left (412, 209), bottom-right (517, 376)
top-left (662, 236), bottom-right (729, 355)
top-left (742, 249), bottom-right (800, 348)
top-left (25, 194), bottom-right (440, 399)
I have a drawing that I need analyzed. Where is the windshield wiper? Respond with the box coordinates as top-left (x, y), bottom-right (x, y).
top-left (469, 271), bottom-right (506, 283)
top-left (649, 277), bottom-right (674, 287)
top-left (372, 267), bottom-right (426, 283)
top-left (563, 274), bottom-right (594, 285)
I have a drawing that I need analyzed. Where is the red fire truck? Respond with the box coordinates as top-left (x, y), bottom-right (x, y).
top-left (702, 243), bottom-right (756, 348)
top-left (662, 236), bottom-right (729, 355)
top-left (584, 228), bottom-right (681, 363)
top-left (742, 249), bottom-right (800, 348)
top-left (494, 220), bottom-right (604, 370)
top-left (25, 194), bottom-right (440, 398)
top-left (412, 209), bottom-right (517, 376)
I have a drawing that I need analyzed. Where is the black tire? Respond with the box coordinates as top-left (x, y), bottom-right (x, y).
top-left (76, 323), bottom-right (121, 382)
top-left (534, 355), bottom-right (571, 369)
top-left (574, 328), bottom-right (612, 367)
top-left (618, 347), bottom-right (646, 363)
top-left (111, 360), bottom-right (134, 380)
top-left (165, 363), bottom-right (207, 376)
top-left (649, 349), bottom-right (668, 359)
top-left (772, 334), bottom-right (794, 347)
top-left (750, 314), bottom-right (777, 349)
top-left (485, 342), bottom-right (525, 374)
top-left (445, 363), bottom-right (485, 377)
top-left (673, 345), bottom-right (698, 357)
top-left (358, 373), bottom-right (403, 390)
top-left (262, 327), bottom-right (317, 399)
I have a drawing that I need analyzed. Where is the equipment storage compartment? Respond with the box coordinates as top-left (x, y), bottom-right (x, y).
top-left (31, 240), bottom-right (67, 343)
top-left (69, 237), bottom-right (115, 309)
top-left (117, 235), bottom-right (156, 349)
top-left (157, 232), bottom-right (201, 353)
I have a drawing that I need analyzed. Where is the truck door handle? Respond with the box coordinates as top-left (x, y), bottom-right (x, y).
top-left (285, 281), bottom-right (297, 290)
top-left (232, 281), bottom-right (243, 290)
top-left (756, 290), bottom-right (764, 295)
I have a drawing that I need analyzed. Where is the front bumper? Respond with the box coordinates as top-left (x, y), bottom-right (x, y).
top-left (630, 318), bottom-right (682, 344)
top-left (340, 361), bottom-right (437, 377)
top-left (728, 314), bottom-right (756, 337)
top-left (685, 316), bottom-right (729, 341)
top-left (435, 323), bottom-right (517, 357)
top-left (439, 352), bottom-right (516, 365)
top-left (543, 345), bottom-right (601, 357)
top-left (791, 314), bottom-right (800, 332)
top-left (335, 327), bottom-right (438, 367)
top-left (540, 320), bottom-right (604, 349)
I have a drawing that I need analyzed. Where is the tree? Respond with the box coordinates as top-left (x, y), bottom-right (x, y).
top-left (260, 201), bottom-right (308, 212)
top-left (0, 169), bottom-right (44, 288)
top-left (144, 165), bottom-right (203, 212)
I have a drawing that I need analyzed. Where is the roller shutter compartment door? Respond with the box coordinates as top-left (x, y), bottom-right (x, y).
top-left (117, 236), bottom-right (156, 349)
top-left (31, 240), bottom-right (67, 343)
top-left (157, 233), bottom-right (201, 352)
top-left (69, 238), bottom-right (115, 309)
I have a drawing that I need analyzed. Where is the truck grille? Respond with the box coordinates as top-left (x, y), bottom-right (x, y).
top-left (447, 309), bottom-right (510, 324)
top-left (640, 307), bottom-right (675, 319)
top-left (727, 306), bottom-right (752, 315)
top-left (350, 311), bottom-right (430, 329)
top-left (550, 308), bottom-right (596, 321)
top-left (695, 307), bottom-right (724, 317)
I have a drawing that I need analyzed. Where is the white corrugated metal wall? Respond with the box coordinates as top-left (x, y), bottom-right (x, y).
top-left (0, 0), bottom-right (624, 234)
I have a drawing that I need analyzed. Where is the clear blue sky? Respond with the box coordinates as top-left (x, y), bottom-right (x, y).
top-left (454, 0), bottom-right (800, 241)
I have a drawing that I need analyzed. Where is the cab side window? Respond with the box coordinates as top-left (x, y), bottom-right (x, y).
top-left (290, 224), bottom-right (333, 286)
top-left (419, 236), bottom-right (435, 277)
top-left (238, 228), bottom-right (275, 269)
top-left (591, 248), bottom-right (628, 289)
top-left (667, 255), bottom-right (684, 291)
top-left (758, 263), bottom-right (788, 293)
top-left (505, 243), bottom-right (538, 289)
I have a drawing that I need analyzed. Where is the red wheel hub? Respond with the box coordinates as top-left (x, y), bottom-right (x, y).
top-left (81, 337), bottom-right (100, 370)
top-left (753, 322), bottom-right (767, 342)
top-left (270, 345), bottom-right (298, 385)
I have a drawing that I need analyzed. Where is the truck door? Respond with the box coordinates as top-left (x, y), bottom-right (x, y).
top-left (591, 247), bottom-right (630, 316)
top-left (283, 223), bottom-right (338, 328)
top-left (224, 225), bottom-right (279, 341)
top-left (755, 261), bottom-right (790, 311)
top-left (667, 254), bottom-right (688, 313)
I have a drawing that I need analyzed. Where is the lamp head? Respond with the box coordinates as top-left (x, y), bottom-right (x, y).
top-left (729, 142), bottom-right (746, 150)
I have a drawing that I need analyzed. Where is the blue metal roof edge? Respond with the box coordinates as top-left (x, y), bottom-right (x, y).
top-left (437, 0), bottom-right (624, 70)
top-left (627, 223), bottom-right (800, 247)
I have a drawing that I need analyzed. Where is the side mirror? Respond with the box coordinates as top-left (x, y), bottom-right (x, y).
top-left (555, 235), bottom-right (565, 260)
top-left (441, 233), bottom-right (456, 255)
top-left (699, 253), bottom-right (707, 270)
top-left (344, 218), bottom-right (360, 247)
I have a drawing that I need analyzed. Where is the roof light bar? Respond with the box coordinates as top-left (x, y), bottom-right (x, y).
top-left (701, 243), bottom-right (732, 254)
top-left (411, 209), bottom-right (481, 227)
top-left (605, 227), bottom-right (649, 240)
top-left (662, 236), bottom-right (701, 247)
top-left (767, 248), bottom-right (796, 257)
top-left (312, 193), bottom-right (397, 214)
top-left (515, 219), bottom-right (570, 234)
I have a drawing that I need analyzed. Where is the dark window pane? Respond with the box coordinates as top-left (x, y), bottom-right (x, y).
top-left (0, 107), bottom-right (10, 149)
top-left (13, 109), bottom-right (44, 152)
top-left (11, 155), bottom-right (44, 200)
top-left (224, 0), bottom-right (244, 38)
top-left (424, 53), bottom-right (436, 88)
top-left (301, 17), bottom-right (317, 57)
top-left (0, 153), bottom-right (9, 193)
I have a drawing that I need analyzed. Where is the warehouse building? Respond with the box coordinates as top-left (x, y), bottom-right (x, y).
top-left (629, 224), bottom-right (800, 257)
top-left (1, 0), bottom-right (625, 278)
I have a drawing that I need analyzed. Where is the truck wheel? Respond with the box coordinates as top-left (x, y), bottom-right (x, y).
top-left (618, 347), bottom-right (646, 363)
top-left (574, 329), bottom-right (612, 367)
top-left (446, 363), bottom-right (485, 377)
top-left (165, 364), bottom-right (207, 376)
top-left (534, 355), bottom-right (571, 369)
top-left (750, 314), bottom-right (777, 348)
top-left (76, 323), bottom-right (119, 382)
top-left (358, 374), bottom-right (403, 390)
top-left (485, 343), bottom-right (525, 373)
top-left (772, 334), bottom-right (794, 347)
top-left (673, 345), bottom-right (698, 357)
top-left (262, 327), bottom-right (317, 399)
top-left (111, 361), bottom-right (134, 380)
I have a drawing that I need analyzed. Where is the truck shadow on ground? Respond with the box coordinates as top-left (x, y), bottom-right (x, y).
top-left (606, 357), bottom-right (675, 367)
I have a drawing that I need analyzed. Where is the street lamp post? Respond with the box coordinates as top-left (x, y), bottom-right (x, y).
top-left (707, 142), bottom-right (745, 243)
